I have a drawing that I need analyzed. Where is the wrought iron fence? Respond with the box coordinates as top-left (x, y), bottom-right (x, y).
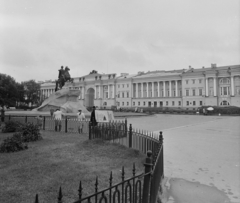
top-left (2, 115), bottom-right (164, 203)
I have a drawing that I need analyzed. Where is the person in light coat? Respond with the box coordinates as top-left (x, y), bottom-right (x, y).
top-left (77, 109), bottom-right (85, 134)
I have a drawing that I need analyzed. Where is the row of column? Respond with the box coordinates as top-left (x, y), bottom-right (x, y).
top-left (134, 80), bottom-right (179, 98)
top-left (94, 84), bottom-right (115, 99)
top-left (205, 76), bottom-right (235, 97)
top-left (41, 89), bottom-right (55, 98)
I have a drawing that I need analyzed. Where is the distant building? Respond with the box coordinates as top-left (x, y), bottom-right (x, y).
top-left (40, 64), bottom-right (240, 108)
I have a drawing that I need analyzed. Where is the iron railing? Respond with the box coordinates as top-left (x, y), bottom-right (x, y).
top-left (2, 115), bottom-right (164, 203)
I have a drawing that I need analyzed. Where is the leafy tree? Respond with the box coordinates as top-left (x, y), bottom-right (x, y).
top-left (0, 73), bottom-right (19, 108)
top-left (21, 80), bottom-right (40, 107)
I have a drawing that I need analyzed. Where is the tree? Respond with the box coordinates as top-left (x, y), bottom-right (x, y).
top-left (0, 73), bottom-right (19, 108)
top-left (21, 80), bottom-right (40, 107)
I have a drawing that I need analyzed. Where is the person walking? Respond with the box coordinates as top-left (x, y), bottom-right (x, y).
top-left (50, 109), bottom-right (54, 118)
top-left (90, 106), bottom-right (97, 126)
top-left (77, 109), bottom-right (85, 134)
top-left (53, 109), bottom-right (63, 131)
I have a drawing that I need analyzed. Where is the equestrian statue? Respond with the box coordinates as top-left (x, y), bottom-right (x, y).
top-left (55, 66), bottom-right (74, 91)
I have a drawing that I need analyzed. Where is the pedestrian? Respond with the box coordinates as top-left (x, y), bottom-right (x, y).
top-left (36, 115), bottom-right (43, 129)
top-left (50, 108), bottom-right (54, 118)
top-left (53, 109), bottom-right (63, 131)
top-left (90, 106), bottom-right (97, 126)
top-left (77, 109), bottom-right (85, 134)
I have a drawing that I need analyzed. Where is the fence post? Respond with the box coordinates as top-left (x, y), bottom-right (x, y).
top-left (142, 150), bottom-right (153, 203)
top-left (43, 116), bottom-right (46, 130)
top-left (129, 124), bottom-right (132, 148)
top-left (89, 122), bottom-right (92, 140)
top-left (65, 117), bottom-right (67, 133)
top-left (125, 118), bottom-right (127, 137)
top-left (159, 131), bottom-right (164, 178)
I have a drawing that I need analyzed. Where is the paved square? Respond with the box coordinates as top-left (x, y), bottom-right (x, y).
top-left (128, 114), bottom-right (240, 202)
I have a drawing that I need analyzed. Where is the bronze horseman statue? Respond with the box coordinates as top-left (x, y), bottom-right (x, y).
top-left (55, 66), bottom-right (73, 91)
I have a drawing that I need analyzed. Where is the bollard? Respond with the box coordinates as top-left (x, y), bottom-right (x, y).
top-left (129, 124), bottom-right (132, 148)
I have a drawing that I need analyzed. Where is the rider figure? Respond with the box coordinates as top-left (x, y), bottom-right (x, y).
top-left (58, 66), bottom-right (65, 80)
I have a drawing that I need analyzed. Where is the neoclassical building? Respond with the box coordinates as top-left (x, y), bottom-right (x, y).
top-left (40, 64), bottom-right (240, 109)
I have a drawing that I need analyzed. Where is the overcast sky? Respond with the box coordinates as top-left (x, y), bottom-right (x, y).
top-left (0, 0), bottom-right (239, 83)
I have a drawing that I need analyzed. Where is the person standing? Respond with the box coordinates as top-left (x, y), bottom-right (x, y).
top-left (90, 106), bottom-right (97, 126)
top-left (77, 109), bottom-right (85, 134)
top-left (50, 108), bottom-right (54, 118)
top-left (53, 109), bottom-right (63, 131)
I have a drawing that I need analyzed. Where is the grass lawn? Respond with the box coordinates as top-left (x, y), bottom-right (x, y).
top-left (0, 131), bottom-right (145, 203)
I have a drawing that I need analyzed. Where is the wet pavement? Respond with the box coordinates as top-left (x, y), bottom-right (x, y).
top-left (128, 114), bottom-right (240, 203)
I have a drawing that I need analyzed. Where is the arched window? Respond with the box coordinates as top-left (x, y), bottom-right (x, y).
top-left (220, 100), bottom-right (230, 106)
top-left (219, 78), bottom-right (230, 85)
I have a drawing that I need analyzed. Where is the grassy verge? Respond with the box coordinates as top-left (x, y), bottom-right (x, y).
top-left (0, 131), bottom-right (145, 203)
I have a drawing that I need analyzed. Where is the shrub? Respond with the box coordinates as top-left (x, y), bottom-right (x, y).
top-left (0, 133), bottom-right (28, 153)
top-left (19, 123), bottom-right (42, 142)
top-left (1, 120), bottom-right (23, 133)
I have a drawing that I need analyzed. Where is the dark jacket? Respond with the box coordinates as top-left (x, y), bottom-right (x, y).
top-left (90, 110), bottom-right (97, 126)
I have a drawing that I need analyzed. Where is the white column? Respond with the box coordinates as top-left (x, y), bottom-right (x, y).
top-left (146, 82), bottom-right (149, 97)
top-left (231, 76), bottom-right (235, 96)
top-left (175, 80), bottom-right (178, 97)
top-left (112, 84), bottom-right (115, 98)
top-left (205, 78), bottom-right (209, 96)
top-left (136, 83), bottom-right (138, 98)
top-left (213, 77), bottom-right (217, 96)
top-left (152, 82), bottom-right (154, 97)
top-left (142, 83), bottom-right (144, 98)
top-left (169, 81), bottom-right (172, 97)
top-left (158, 82), bottom-right (160, 97)
top-left (94, 86), bottom-right (97, 99)
top-left (107, 85), bottom-right (109, 99)
top-left (82, 86), bottom-right (85, 99)
top-left (99, 85), bottom-right (102, 98)
top-left (163, 81), bottom-right (166, 97)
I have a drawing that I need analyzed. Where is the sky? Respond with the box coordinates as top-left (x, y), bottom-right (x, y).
top-left (0, 0), bottom-right (239, 83)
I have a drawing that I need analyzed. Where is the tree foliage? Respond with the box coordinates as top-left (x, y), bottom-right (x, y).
top-left (0, 73), bottom-right (19, 108)
top-left (21, 80), bottom-right (40, 106)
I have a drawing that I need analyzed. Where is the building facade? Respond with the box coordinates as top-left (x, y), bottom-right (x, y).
top-left (40, 64), bottom-right (240, 108)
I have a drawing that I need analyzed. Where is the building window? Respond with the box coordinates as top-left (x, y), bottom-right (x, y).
top-left (199, 89), bottom-right (202, 96)
top-left (186, 90), bottom-right (189, 96)
top-left (167, 90), bottom-right (169, 97)
top-left (179, 90), bottom-right (182, 96)
top-left (186, 80), bottom-right (189, 84)
top-left (166, 101), bottom-right (168, 106)
top-left (127, 84), bottom-right (129, 88)
top-left (138, 102), bottom-right (140, 106)
top-left (127, 102), bottom-right (129, 106)
top-left (173, 90), bottom-right (176, 97)
top-left (118, 85), bottom-right (120, 88)
top-left (220, 78), bottom-right (230, 85)
top-left (186, 101), bottom-right (189, 106)
top-left (172, 101), bottom-right (175, 106)
top-left (200, 101), bottom-right (202, 106)
top-left (122, 102), bottom-right (124, 106)
top-left (122, 84), bottom-right (124, 88)
top-left (143, 102), bottom-right (146, 106)
top-left (199, 79), bottom-right (202, 84)
top-left (236, 86), bottom-right (240, 95)
top-left (127, 92), bottom-right (129, 98)
top-left (133, 102), bottom-right (135, 106)
top-left (220, 87), bottom-right (230, 96)
top-left (192, 79), bottom-right (195, 84)
top-left (193, 101), bottom-right (196, 106)
top-left (178, 101), bottom-right (181, 106)
top-left (106, 92), bottom-right (108, 99)
top-left (192, 89), bottom-right (195, 96)
top-left (122, 92), bottom-right (124, 98)
top-left (209, 88), bottom-right (213, 96)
